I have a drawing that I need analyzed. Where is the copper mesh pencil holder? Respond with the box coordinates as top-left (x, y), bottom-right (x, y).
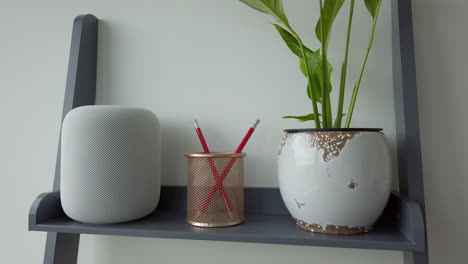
top-left (185, 152), bottom-right (245, 227)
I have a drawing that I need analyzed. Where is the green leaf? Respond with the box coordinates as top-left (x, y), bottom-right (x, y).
top-left (364, 0), bottom-right (381, 18)
top-left (300, 58), bottom-right (307, 76)
top-left (314, 59), bottom-right (333, 93)
top-left (272, 24), bottom-right (325, 103)
top-left (305, 72), bottom-right (324, 102)
top-left (239, 0), bottom-right (290, 27)
top-left (315, 0), bottom-right (345, 50)
top-left (283, 114), bottom-right (319, 122)
top-left (272, 24), bottom-right (327, 105)
top-left (306, 83), bottom-right (313, 100)
top-left (299, 49), bottom-right (321, 78)
top-left (272, 24), bottom-right (302, 57)
top-left (239, 0), bottom-right (322, 128)
top-left (300, 57), bottom-right (320, 102)
top-left (272, 24), bottom-right (315, 57)
top-left (299, 51), bottom-right (333, 103)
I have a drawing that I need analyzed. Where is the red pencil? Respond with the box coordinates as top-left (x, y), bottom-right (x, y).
top-left (199, 119), bottom-right (260, 213)
top-left (193, 120), bottom-right (233, 214)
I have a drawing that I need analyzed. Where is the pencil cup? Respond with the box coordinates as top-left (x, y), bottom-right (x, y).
top-left (185, 152), bottom-right (245, 227)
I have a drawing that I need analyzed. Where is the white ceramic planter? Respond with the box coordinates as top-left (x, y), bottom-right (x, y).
top-left (277, 129), bottom-right (392, 234)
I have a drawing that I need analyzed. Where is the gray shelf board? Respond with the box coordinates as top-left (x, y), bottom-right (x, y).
top-left (29, 187), bottom-right (425, 252)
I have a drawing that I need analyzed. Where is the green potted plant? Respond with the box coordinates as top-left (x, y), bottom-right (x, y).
top-left (239, 0), bottom-right (391, 234)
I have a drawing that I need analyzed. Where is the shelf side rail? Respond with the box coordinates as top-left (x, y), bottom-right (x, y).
top-left (391, 1), bottom-right (429, 263)
top-left (44, 14), bottom-right (98, 264)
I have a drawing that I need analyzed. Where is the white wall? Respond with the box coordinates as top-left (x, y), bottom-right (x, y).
top-left (0, 0), bottom-right (465, 263)
top-left (412, 0), bottom-right (468, 263)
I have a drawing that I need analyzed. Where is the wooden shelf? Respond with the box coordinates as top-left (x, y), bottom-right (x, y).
top-left (29, 187), bottom-right (425, 252)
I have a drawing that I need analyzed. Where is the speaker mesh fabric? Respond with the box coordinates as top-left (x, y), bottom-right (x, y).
top-left (61, 105), bottom-right (161, 224)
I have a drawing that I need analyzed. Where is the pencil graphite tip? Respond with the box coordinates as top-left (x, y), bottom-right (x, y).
top-left (193, 119), bottom-right (199, 129)
top-left (253, 119), bottom-right (260, 129)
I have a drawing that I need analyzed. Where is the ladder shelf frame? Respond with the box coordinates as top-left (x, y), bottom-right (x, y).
top-left (29, 1), bottom-right (429, 263)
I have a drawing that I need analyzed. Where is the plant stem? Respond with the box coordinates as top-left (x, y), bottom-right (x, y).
top-left (344, 0), bottom-right (382, 128)
top-left (289, 29), bottom-right (321, 128)
top-left (319, 0), bottom-right (329, 128)
top-left (334, 0), bottom-right (354, 128)
top-left (300, 40), bottom-right (322, 129)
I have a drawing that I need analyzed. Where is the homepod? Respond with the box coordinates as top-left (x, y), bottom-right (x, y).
top-left (60, 105), bottom-right (161, 224)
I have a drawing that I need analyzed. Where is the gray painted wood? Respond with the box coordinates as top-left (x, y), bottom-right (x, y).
top-left (44, 233), bottom-right (80, 264)
top-left (392, 0), bottom-right (429, 263)
top-left (44, 14), bottom-right (98, 264)
top-left (29, 187), bottom-right (425, 252)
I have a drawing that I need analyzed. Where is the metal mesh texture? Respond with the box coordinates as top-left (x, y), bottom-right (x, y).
top-left (186, 153), bottom-right (244, 227)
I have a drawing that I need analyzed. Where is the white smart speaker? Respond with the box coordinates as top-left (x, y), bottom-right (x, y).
top-left (60, 105), bottom-right (161, 224)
